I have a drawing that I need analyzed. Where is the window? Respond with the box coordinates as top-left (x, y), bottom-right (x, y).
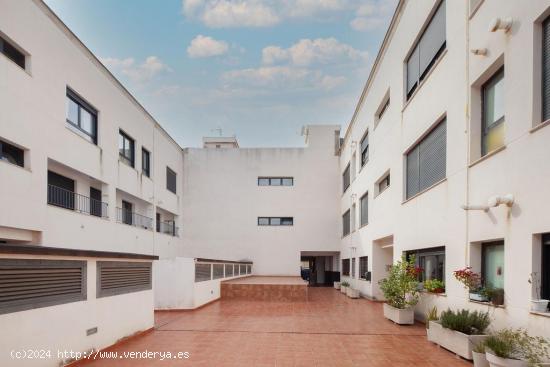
top-left (407, 246), bottom-right (445, 282)
top-left (258, 177), bottom-right (293, 186)
top-left (482, 68), bottom-right (505, 156)
top-left (360, 192), bottom-right (368, 226)
top-left (543, 16), bottom-right (550, 122)
top-left (118, 130), bottom-right (134, 167)
top-left (96, 261), bottom-right (151, 298)
top-left (360, 131), bottom-right (369, 166)
top-left (377, 96), bottom-right (390, 121)
top-left (359, 256), bottom-right (369, 280)
top-left (89, 187), bottom-right (103, 217)
top-left (0, 35), bottom-right (25, 69)
top-left (66, 89), bottom-right (98, 144)
top-left (406, 119), bottom-right (447, 199)
top-left (541, 234), bottom-right (550, 300)
top-left (342, 259), bottom-right (350, 276)
top-left (257, 217), bottom-right (293, 226)
top-left (166, 167), bottom-right (177, 194)
top-left (342, 163), bottom-right (350, 193)
top-left (482, 241), bottom-right (504, 289)
top-left (0, 139), bottom-right (24, 167)
top-left (122, 200), bottom-right (133, 225)
top-left (342, 210), bottom-right (350, 237)
top-left (378, 173), bottom-right (390, 194)
top-left (47, 171), bottom-right (75, 210)
top-left (142, 148), bottom-right (150, 177)
top-left (406, 1), bottom-right (446, 99)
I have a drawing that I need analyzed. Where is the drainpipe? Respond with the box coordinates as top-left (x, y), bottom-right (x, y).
top-left (465, 0), bottom-right (471, 269)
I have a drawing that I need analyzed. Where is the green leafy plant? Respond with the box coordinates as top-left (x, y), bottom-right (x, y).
top-left (425, 306), bottom-right (438, 329)
top-left (484, 287), bottom-right (504, 306)
top-left (439, 309), bottom-right (490, 335)
top-left (341, 281), bottom-right (350, 287)
top-left (378, 255), bottom-right (420, 309)
top-left (424, 279), bottom-right (445, 293)
top-left (473, 341), bottom-right (486, 354)
top-left (485, 328), bottom-right (550, 366)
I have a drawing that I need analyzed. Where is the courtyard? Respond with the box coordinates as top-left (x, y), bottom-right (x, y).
top-left (78, 288), bottom-right (469, 367)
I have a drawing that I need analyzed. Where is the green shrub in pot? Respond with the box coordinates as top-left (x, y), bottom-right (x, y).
top-left (485, 328), bottom-right (550, 367)
top-left (440, 309), bottom-right (490, 335)
top-left (424, 279), bottom-right (445, 293)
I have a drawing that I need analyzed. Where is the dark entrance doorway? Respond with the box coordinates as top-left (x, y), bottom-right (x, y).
top-left (300, 254), bottom-right (339, 286)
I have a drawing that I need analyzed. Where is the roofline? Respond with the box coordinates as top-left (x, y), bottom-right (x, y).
top-left (0, 244), bottom-right (159, 260)
top-left (33, 0), bottom-right (183, 151)
top-left (340, 0), bottom-right (405, 149)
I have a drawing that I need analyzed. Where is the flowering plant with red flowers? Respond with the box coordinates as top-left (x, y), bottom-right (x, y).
top-left (453, 267), bottom-right (482, 291)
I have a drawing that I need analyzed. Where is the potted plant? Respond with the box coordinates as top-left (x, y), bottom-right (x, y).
top-left (334, 281), bottom-right (341, 290)
top-left (424, 279), bottom-right (445, 293)
top-left (378, 255), bottom-right (420, 325)
top-left (485, 328), bottom-right (550, 367)
top-left (346, 287), bottom-right (360, 298)
top-left (473, 341), bottom-right (490, 367)
top-left (428, 309), bottom-right (490, 360)
top-left (425, 306), bottom-right (438, 342)
top-left (340, 281), bottom-right (349, 294)
top-left (485, 287), bottom-right (505, 306)
top-left (454, 267), bottom-right (489, 302)
top-left (528, 272), bottom-right (549, 312)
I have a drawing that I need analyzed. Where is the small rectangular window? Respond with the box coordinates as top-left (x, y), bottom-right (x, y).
top-left (166, 167), bottom-right (177, 194)
top-left (342, 259), bottom-right (350, 276)
top-left (0, 139), bottom-right (24, 167)
top-left (482, 68), bottom-right (505, 156)
top-left (542, 17), bottom-right (550, 121)
top-left (258, 177), bottom-right (294, 186)
top-left (258, 178), bottom-right (270, 186)
top-left (142, 148), bottom-right (150, 177)
top-left (66, 89), bottom-right (98, 144)
top-left (0, 35), bottom-right (25, 69)
top-left (360, 192), bottom-right (368, 226)
top-left (342, 163), bottom-right (350, 193)
top-left (377, 96), bottom-right (390, 121)
top-left (257, 217), bottom-right (293, 226)
top-left (258, 217), bottom-right (270, 226)
top-left (378, 173), bottom-right (390, 194)
top-left (359, 256), bottom-right (369, 280)
top-left (342, 210), bottom-right (350, 236)
top-left (118, 130), bottom-right (135, 167)
top-left (281, 178), bottom-right (293, 186)
top-left (281, 217), bottom-right (293, 226)
top-left (360, 132), bottom-right (369, 166)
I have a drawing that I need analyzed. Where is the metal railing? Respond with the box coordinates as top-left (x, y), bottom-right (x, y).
top-left (116, 207), bottom-right (153, 230)
top-left (157, 220), bottom-right (178, 237)
top-left (47, 184), bottom-right (108, 218)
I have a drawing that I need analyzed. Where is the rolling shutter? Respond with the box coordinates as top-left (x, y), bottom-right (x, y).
top-left (97, 261), bottom-right (151, 298)
top-left (0, 259), bottom-right (86, 314)
top-left (543, 16), bottom-right (550, 121)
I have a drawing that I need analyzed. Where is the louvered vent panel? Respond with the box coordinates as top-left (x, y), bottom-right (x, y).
top-left (97, 262), bottom-right (151, 298)
top-left (195, 263), bottom-right (211, 282)
top-left (225, 264), bottom-right (234, 277)
top-left (213, 264), bottom-right (224, 279)
top-left (0, 259), bottom-right (86, 314)
top-left (246, 265), bottom-right (252, 274)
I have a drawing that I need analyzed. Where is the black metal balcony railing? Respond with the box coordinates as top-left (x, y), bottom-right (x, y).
top-left (157, 220), bottom-right (178, 237)
top-left (47, 184), bottom-right (108, 218)
top-left (116, 207), bottom-right (153, 230)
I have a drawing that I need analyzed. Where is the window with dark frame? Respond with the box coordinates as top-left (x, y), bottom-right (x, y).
top-left (258, 177), bottom-right (294, 186)
top-left (406, 119), bottom-right (447, 199)
top-left (378, 173), bottom-right (390, 194)
top-left (541, 234), bottom-right (550, 301)
top-left (360, 192), bottom-right (368, 226)
top-left (406, 246), bottom-right (445, 283)
top-left (142, 148), bottom-right (150, 177)
top-left (342, 163), bottom-right (350, 193)
top-left (0, 35), bottom-right (25, 69)
top-left (166, 167), bottom-right (177, 194)
top-left (359, 256), bottom-right (369, 280)
top-left (66, 89), bottom-right (98, 144)
top-left (342, 258), bottom-right (350, 276)
top-left (481, 241), bottom-right (504, 289)
top-left (257, 217), bottom-right (293, 226)
top-left (122, 200), bottom-right (133, 225)
top-left (360, 131), bottom-right (369, 166)
top-left (342, 209), bottom-right (350, 236)
top-left (406, 0), bottom-right (446, 100)
top-left (0, 139), bottom-right (24, 167)
top-left (542, 16), bottom-right (550, 122)
top-left (377, 96), bottom-right (390, 120)
top-left (47, 171), bottom-right (75, 210)
top-left (482, 67), bottom-right (505, 156)
top-left (118, 130), bottom-right (134, 167)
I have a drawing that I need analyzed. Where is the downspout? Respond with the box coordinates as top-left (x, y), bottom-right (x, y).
top-left (465, 1), bottom-right (471, 267)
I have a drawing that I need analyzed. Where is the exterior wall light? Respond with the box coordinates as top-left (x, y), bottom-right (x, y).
top-left (489, 17), bottom-right (513, 33)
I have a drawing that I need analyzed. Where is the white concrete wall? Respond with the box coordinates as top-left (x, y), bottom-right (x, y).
top-left (339, 0), bottom-right (550, 337)
top-left (181, 125), bottom-right (341, 276)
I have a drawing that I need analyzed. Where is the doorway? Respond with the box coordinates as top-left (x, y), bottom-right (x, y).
top-left (300, 251), bottom-right (340, 286)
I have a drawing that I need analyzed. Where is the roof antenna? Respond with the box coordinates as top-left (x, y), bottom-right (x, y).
top-left (211, 127), bottom-right (222, 137)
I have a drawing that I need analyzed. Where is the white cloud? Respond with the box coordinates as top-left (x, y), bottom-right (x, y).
top-left (223, 66), bottom-right (311, 87)
top-left (199, 1), bottom-right (280, 28)
top-left (350, 0), bottom-right (396, 31)
top-left (319, 75), bottom-right (346, 90)
top-left (187, 35), bottom-right (229, 58)
top-left (101, 56), bottom-right (171, 82)
top-left (262, 38), bottom-right (367, 66)
top-left (287, 0), bottom-right (348, 17)
top-left (350, 16), bottom-right (385, 31)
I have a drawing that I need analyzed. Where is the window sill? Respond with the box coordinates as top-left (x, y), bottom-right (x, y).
top-left (0, 53), bottom-right (32, 77)
top-left (0, 159), bottom-right (31, 173)
top-left (401, 178), bottom-right (447, 205)
top-left (530, 311), bottom-right (550, 318)
top-left (374, 186), bottom-right (390, 199)
top-left (468, 299), bottom-right (505, 309)
top-left (402, 49), bottom-right (448, 113)
top-left (468, 145), bottom-right (506, 168)
top-left (358, 278), bottom-right (371, 283)
top-left (66, 124), bottom-right (99, 148)
top-left (530, 119), bottom-right (550, 134)
top-left (118, 158), bottom-right (136, 171)
top-left (420, 290), bottom-right (447, 297)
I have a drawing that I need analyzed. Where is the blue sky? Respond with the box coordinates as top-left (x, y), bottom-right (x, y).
top-left (45, 0), bottom-right (397, 147)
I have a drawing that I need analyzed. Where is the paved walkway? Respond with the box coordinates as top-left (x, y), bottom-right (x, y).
top-left (80, 288), bottom-right (470, 366)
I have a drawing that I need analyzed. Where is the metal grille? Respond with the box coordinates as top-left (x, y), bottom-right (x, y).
top-left (0, 259), bottom-right (86, 315)
top-left (116, 208), bottom-right (153, 230)
top-left (246, 264), bottom-right (252, 274)
top-left (195, 263), bottom-right (211, 282)
top-left (225, 264), bottom-right (234, 277)
top-left (213, 264), bottom-right (224, 279)
top-left (239, 264), bottom-right (246, 275)
top-left (543, 16), bottom-right (550, 121)
top-left (97, 262), bottom-right (151, 298)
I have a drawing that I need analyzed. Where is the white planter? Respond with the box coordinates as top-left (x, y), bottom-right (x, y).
top-left (473, 351), bottom-right (490, 367)
top-left (427, 321), bottom-right (488, 360)
top-left (340, 286), bottom-right (348, 294)
top-left (346, 288), bottom-right (360, 298)
top-left (470, 292), bottom-right (490, 302)
top-left (334, 281), bottom-right (341, 290)
top-left (531, 299), bottom-right (549, 312)
top-left (486, 353), bottom-right (527, 367)
top-left (383, 303), bottom-right (414, 325)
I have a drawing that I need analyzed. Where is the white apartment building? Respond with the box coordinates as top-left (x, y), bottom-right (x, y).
top-left (339, 0), bottom-right (550, 336)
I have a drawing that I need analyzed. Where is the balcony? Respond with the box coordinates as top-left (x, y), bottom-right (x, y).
top-left (116, 207), bottom-right (153, 230)
top-left (47, 184), bottom-right (108, 218)
top-left (157, 220), bottom-right (178, 237)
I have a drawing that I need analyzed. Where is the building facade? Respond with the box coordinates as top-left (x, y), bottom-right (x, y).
top-left (339, 0), bottom-right (550, 335)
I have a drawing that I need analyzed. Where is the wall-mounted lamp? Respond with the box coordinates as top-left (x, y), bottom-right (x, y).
top-left (471, 48), bottom-right (488, 56)
top-left (489, 17), bottom-right (513, 33)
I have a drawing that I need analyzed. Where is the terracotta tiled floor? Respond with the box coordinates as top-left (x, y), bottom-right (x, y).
top-left (79, 288), bottom-right (471, 366)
